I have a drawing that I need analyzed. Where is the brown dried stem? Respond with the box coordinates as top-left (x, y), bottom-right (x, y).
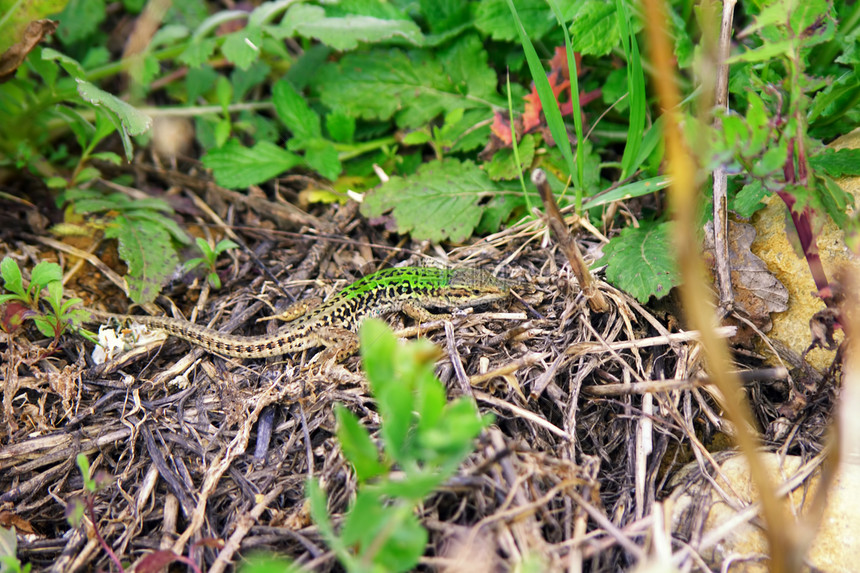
top-left (640, 0), bottom-right (798, 570)
top-left (531, 168), bottom-right (608, 313)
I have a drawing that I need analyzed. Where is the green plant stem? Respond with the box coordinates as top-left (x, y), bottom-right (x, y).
top-left (333, 136), bottom-right (399, 161)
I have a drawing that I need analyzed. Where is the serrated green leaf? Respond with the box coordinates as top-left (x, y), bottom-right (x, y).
top-left (475, 192), bottom-right (526, 234)
top-left (361, 159), bottom-right (499, 242)
top-left (317, 49), bottom-right (485, 129)
top-left (753, 140), bottom-right (788, 177)
top-left (475, 0), bottom-right (562, 41)
top-left (325, 109), bottom-right (356, 143)
top-left (731, 180), bottom-right (770, 218)
top-left (179, 37), bottom-right (217, 67)
top-left (817, 175), bottom-right (854, 228)
top-left (126, 210), bottom-right (192, 246)
top-left (104, 216), bottom-right (178, 304)
top-left (486, 134), bottom-right (535, 180)
top-left (75, 80), bottom-right (152, 160)
top-left (272, 80), bottom-right (320, 141)
top-left (301, 139), bottom-right (341, 181)
top-left (335, 405), bottom-right (386, 481)
top-left (221, 25), bottom-right (262, 70)
top-left (420, 0), bottom-right (471, 33)
top-left (809, 148), bottom-right (860, 177)
top-left (596, 220), bottom-right (681, 303)
top-left (569, 0), bottom-right (619, 56)
top-left (281, 4), bottom-right (423, 50)
top-left (41, 47), bottom-right (85, 78)
top-left (55, 0), bottom-right (104, 44)
top-left (727, 40), bottom-right (794, 63)
top-left (201, 139), bottom-right (301, 188)
top-left (438, 34), bottom-right (497, 100)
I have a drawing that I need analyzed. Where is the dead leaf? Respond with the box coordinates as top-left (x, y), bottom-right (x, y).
top-left (483, 46), bottom-right (600, 160)
top-left (0, 20), bottom-right (58, 83)
top-left (705, 220), bottom-right (790, 344)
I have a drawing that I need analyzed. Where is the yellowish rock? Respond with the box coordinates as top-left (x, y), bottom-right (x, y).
top-left (669, 453), bottom-right (860, 572)
top-left (750, 128), bottom-right (860, 371)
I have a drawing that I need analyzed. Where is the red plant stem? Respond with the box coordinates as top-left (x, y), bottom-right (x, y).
top-left (86, 496), bottom-right (125, 572)
top-left (774, 190), bottom-right (829, 294)
top-left (779, 137), bottom-right (830, 294)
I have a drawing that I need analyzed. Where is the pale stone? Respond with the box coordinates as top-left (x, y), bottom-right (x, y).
top-left (669, 453), bottom-right (860, 572)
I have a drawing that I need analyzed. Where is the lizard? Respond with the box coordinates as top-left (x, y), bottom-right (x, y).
top-left (83, 266), bottom-right (525, 361)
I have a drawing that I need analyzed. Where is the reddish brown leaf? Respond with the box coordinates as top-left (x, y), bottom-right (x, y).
top-left (549, 46), bottom-right (583, 80)
top-left (704, 221), bottom-right (790, 345)
top-left (1, 301), bottom-right (35, 333)
top-left (136, 550), bottom-right (182, 573)
top-left (0, 510), bottom-right (36, 534)
top-left (490, 112), bottom-right (513, 145)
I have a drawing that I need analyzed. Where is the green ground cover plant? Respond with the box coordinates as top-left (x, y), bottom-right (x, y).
top-left (4, 0), bottom-right (856, 303)
top-left (4, 0), bottom-right (856, 304)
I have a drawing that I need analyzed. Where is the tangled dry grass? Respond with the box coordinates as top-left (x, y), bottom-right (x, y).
top-left (0, 177), bottom-right (838, 572)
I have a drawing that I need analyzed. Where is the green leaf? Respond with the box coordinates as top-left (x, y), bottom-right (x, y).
top-left (301, 139), bottom-right (341, 181)
top-left (1, 258), bottom-right (24, 296)
top-left (809, 148), bottom-right (860, 177)
top-left (816, 175), bottom-right (854, 228)
top-left (341, 494), bottom-right (426, 572)
top-left (476, 192), bottom-right (527, 234)
top-left (475, 0), bottom-right (564, 41)
top-left (45, 280), bottom-right (64, 311)
top-left (55, 0), bottom-right (104, 44)
top-left (486, 134), bottom-right (535, 180)
top-left (213, 239), bottom-right (239, 255)
top-left (33, 316), bottom-right (59, 338)
top-left (179, 37), bottom-right (217, 68)
top-left (596, 220), bottom-right (681, 303)
top-left (360, 319), bottom-right (398, 396)
top-left (325, 109), bottom-right (356, 143)
top-left (30, 261), bottom-right (63, 291)
top-left (0, 525), bottom-right (19, 570)
top-left (41, 47), bottom-right (85, 78)
top-left (727, 40), bottom-right (794, 63)
top-left (201, 139), bottom-right (302, 188)
top-left (317, 49), bottom-right (486, 129)
top-left (104, 216), bottom-right (178, 304)
top-left (752, 139), bottom-right (788, 177)
top-left (75, 87), bottom-right (151, 137)
top-left (418, 398), bottom-right (487, 462)
top-left (438, 34), bottom-right (497, 101)
top-left (75, 80), bottom-right (153, 160)
top-left (272, 81), bottom-right (320, 141)
top-left (280, 4), bottom-right (423, 50)
top-left (420, 0), bottom-right (471, 33)
top-left (373, 510), bottom-right (426, 572)
top-left (731, 180), bottom-right (770, 218)
top-left (360, 159), bottom-right (500, 242)
top-left (221, 25), bottom-right (262, 70)
top-left (569, 0), bottom-right (619, 56)
top-left (335, 405), bottom-right (386, 481)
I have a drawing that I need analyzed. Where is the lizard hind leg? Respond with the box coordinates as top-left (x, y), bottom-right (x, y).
top-left (257, 296), bottom-right (323, 324)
